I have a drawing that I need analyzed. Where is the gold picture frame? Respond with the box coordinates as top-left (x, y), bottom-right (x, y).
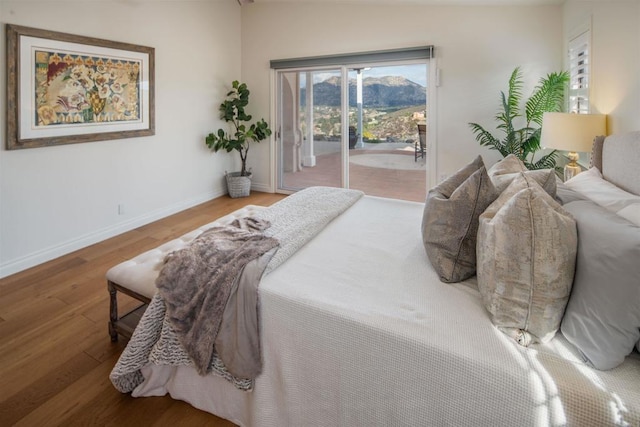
top-left (6, 24), bottom-right (155, 149)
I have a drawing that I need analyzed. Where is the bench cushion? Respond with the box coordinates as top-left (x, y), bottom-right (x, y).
top-left (106, 205), bottom-right (266, 298)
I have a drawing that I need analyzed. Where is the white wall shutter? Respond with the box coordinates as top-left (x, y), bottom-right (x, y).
top-left (568, 30), bottom-right (591, 114)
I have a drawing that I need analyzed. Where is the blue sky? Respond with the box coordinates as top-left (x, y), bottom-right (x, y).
top-left (360, 65), bottom-right (427, 87)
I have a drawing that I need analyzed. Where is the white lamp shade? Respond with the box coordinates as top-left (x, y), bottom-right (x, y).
top-left (541, 112), bottom-right (607, 153)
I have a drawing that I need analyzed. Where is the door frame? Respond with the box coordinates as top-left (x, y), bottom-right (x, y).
top-left (270, 58), bottom-right (437, 196)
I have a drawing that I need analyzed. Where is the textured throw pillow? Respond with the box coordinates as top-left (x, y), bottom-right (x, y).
top-left (487, 154), bottom-right (557, 196)
top-left (560, 200), bottom-right (640, 370)
top-left (421, 155), bottom-right (499, 283)
top-left (477, 174), bottom-right (577, 344)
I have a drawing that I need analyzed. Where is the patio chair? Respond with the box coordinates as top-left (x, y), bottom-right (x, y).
top-left (415, 124), bottom-right (426, 161)
top-left (349, 126), bottom-right (358, 149)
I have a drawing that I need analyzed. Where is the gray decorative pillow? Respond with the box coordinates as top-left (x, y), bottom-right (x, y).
top-left (421, 155), bottom-right (499, 283)
top-left (555, 181), bottom-right (588, 205)
top-left (488, 154), bottom-right (557, 196)
top-left (477, 174), bottom-right (577, 344)
top-left (560, 200), bottom-right (640, 370)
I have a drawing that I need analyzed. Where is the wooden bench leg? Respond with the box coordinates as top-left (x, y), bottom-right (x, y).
top-left (107, 280), bottom-right (151, 341)
top-left (108, 281), bottom-right (119, 342)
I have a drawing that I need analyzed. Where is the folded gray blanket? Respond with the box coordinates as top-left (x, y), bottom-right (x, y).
top-left (156, 217), bottom-right (278, 376)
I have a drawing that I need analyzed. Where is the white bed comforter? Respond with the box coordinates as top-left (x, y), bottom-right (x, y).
top-left (111, 187), bottom-right (364, 392)
top-left (131, 196), bottom-right (640, 426)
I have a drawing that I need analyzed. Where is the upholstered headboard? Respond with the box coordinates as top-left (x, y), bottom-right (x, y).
top-left (591, 131), bottom-right (640, 196)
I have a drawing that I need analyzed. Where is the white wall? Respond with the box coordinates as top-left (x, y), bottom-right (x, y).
top-left (9, 2), bottom-right (627, 278)
top-left (240, 3), bottom-right (564, 191)
top-left (563, 0), bottom-right (640, 134)
top-left (0, 0), bottom-right (241, 277)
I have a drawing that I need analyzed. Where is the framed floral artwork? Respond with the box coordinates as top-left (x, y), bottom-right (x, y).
top-left (6, 24), bottom-right (155, 149)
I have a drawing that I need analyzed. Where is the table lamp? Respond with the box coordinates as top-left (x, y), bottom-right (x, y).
top-left (541, 112), bottom-right (607, 181)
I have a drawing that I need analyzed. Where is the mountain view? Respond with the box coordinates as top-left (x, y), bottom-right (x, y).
top-left (302, 75), bottom-right (427, 143)
top-left (301, 76), bottom-right (426, 107)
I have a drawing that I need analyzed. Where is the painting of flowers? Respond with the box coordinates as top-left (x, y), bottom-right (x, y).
top-left (34, 50), bottom-right (142, 127)
top-left (6, 24), bottom-right (154, 150)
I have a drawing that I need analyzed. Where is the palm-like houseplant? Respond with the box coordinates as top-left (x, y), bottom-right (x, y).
top-left (469, 67), bottom-right (569, 170)
top-left (206, 80), bottom-right (271, 197)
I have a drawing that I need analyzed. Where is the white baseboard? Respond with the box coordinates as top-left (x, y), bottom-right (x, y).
top-left (0, 189), bottom-right (226, 279)
top-left (251, 181), bottom-right (273, 193)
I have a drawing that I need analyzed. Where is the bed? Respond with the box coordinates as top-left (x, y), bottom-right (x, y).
top-left (109, 131), bottom-right (640, 426)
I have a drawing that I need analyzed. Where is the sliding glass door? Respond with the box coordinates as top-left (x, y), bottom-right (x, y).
top-left (277, 69), bottom-right (346, 191)
top-left (346, 64), bottom-right (428, 202)
top-left (275, 58), bottom-right (430, 202)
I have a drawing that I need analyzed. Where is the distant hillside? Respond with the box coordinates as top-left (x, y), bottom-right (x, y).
top-left (301, 75), bottom-right (426, 107)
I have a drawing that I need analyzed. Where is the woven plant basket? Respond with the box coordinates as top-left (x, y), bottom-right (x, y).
top-left (226, 171), bottom-right (252, 198)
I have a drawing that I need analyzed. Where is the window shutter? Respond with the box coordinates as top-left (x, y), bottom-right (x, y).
top-left (568, 31), bottom-right (590, 114)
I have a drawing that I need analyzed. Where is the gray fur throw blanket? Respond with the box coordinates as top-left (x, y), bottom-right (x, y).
top-left (111, 186), bottom-right (364, 393)
top-left (156, 216), bottom-right (278, 376)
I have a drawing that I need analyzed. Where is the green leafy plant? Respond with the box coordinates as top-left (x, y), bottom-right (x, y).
top-left (206, 80), bottom-right (272, 176)
top-left (469, 67), bottom-right (569, 170)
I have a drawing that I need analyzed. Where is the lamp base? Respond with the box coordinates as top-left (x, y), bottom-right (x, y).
top-left (564, 151), bottom-right (581, 181)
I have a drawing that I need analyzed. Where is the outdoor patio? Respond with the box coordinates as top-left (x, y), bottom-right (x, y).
top-left (282, 142), bottom-right (427, 202)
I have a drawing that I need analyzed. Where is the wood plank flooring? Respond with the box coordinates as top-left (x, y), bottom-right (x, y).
top-left (0, 192), bottom-right (286, 426)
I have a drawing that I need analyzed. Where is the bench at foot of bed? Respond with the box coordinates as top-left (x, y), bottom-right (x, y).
top-left (106, 204), bottom-right (267, 341)
top-left (108, 280), bottom-right (151, 341)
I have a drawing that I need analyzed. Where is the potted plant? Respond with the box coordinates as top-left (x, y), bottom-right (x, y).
top-left (469, 67), bottom-right (569, 170)
top-left (206, 80), bottom-right (272, 198)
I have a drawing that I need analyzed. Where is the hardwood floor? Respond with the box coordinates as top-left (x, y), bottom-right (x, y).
top-left (0, 192), bottom-right (286, 426)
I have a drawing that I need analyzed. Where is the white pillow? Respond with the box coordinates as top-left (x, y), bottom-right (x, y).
top-left (561, 200), bottom-right (640, 370)
top-left (617, 204), bottom-right (640, 227)
top-left (565, 167), bottom-right (640, 215)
